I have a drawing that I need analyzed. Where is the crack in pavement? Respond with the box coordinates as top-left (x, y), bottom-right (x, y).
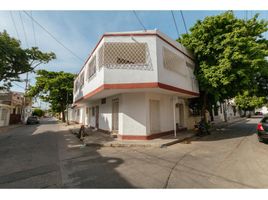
top-left (163, 148), bottom-right (200, 188)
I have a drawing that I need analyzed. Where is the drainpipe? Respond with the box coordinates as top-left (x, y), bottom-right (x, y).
top-left (173, 96), bottom-right (177, 138)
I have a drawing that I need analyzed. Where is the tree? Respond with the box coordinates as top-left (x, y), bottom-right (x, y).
top-left (235, 91), bottom-right (266, 116)
top-left (27, 70), bottom-right (75, 122)
top-left (32, 108), bottom-right (45, 117)
top-left (0, 30), bottom-right (56, 89)
top-left (178, 11), bottom-right (268, 121)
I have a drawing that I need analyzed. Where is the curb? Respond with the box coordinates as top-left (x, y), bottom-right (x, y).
top-left (0, 124), bottom-right (23, 134)
top-left (160, 134), bottom-right (196, 148)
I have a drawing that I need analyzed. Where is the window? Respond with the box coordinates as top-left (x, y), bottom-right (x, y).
top-left (87, 56), bottom-right (96, 79)
top-left (92, 107), bottom-right (95, 116)
top-left (101, 98), bottom-right (106, 104)
top-left (80, 72), bottom-right (84, 88)
top-left (163, 47), bottom-right (186, 75)
top-left (74, 79), bottom-right (80, 93)
top-left (98, 42), bottom-right (152, 70)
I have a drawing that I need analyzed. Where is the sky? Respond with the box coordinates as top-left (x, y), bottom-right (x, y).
top-left (0, 10), bottom-right (268, 108)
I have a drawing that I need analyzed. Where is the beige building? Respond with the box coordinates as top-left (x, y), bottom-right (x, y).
top-left (0, 90), bottom-right (32, 126)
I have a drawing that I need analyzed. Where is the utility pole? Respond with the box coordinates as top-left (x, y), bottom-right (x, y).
top-left (22, 72), bottom-right (29, 123)
top-left (66, 91), bottom-right (69, 125)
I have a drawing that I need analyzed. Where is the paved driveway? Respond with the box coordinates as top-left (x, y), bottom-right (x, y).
top-left (0, 117), bottom-right (267, 188)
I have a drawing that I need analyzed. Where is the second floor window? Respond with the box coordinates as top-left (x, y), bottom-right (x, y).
top-left (163, 47), bottom-right (186, 76)
top-left (98, 42), bottom-right (151, 70)
top-left (80, 72), bottom-right (84, 89)
top-left (87, 56), bottom-right (96, 79)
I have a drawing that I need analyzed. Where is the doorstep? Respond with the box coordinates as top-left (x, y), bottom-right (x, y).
top-left (82, 130), bottom-right (196, 148)
top-left (67, 124), bottom-right (196, 148)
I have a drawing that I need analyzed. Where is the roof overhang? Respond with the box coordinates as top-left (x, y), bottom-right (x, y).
top-left (74, 82), bottom-right (199, 105)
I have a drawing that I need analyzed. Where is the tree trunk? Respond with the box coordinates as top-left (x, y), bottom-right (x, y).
top-left (223, 102), bottom-right (227, 122)
top-left (201, 92), bottom-right (208, 122)
top-left (209, 104), bottom-right (214, 122)
top-left (61, 104), bottom-right (66, 122)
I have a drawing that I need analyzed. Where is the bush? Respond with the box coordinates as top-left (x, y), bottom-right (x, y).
top-left (32, 108), bottom-right (45, 117)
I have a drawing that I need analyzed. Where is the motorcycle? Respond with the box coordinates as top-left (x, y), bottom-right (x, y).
top-left (195, 119), bottom-right (210, 137)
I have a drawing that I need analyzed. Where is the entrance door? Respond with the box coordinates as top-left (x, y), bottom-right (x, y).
top-left (178, 104), bottom-right (184, 127)
top-left (95, 106), bottom-right (99, 129)
top-left (150, 100), bottom-right (160, 133)
top-left (112, 99), bottom-right (119, 133)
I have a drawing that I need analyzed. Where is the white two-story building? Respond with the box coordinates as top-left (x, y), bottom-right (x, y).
top-left (70, 30), bottom-right (200, 140)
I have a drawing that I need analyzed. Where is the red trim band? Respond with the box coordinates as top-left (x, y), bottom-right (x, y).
top-left (118, 130), bottom-right (175, 140)
top-left (74, 82), bottom-right (199, 103)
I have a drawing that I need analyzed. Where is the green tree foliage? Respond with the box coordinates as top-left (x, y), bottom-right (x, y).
top-left (32, 108), bottom-right (45, 117)
top-left (235, 91), bottom-right (266, 112)
top-left (178, 11), bottom-right (268, 120)
top-left (0, 30), bottom-right (56, 89)
top-left (27, 70), bottom-right (75, 122)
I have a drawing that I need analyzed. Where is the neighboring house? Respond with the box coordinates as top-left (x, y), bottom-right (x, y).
top-left (0, 90), bottom-right (32, 125)
top-left (211, 99), bottom-right (238, 123)
top-left (70, 30), bottom-right (200, 140)
top-left (0, 103), bottom-right (12, 127)
top-left (255, 106), bottom-right (268, 115)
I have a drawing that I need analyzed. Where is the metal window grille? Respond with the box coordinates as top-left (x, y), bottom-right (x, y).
top-left (87, 56), bottom-right (96, 79)
top-left (186, 61), bottom-right (198, 91)
top-left (79, 72), bottom-right (84, 89)
top-left (98, 42), bottom-right (152, 70)
top-left (163, 47), bottom-right (186, 76)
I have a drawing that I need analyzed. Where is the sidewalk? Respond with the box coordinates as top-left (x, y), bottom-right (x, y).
top-left (66, 123), bottom-right (195, 148)
top-left (0, 124), bottom-right (23, 134)
top-left (209, 116), bottom-right (247, 131)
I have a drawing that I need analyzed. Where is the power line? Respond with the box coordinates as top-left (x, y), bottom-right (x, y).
top-left (13, 82), bottom-right (25, 89)
top-left (30, 11), bottom-right (37, 47)
top-left (9, 11), bottom-right (20, 40)
top-left (23, 11), bottom-right (84, 61)
top-left (180, 11), bottom-right (188, 34)
top-left (133, 11), bottom-right (146, 31)
top-left (171, 11), bottom-right (180, 38)
top-left (19, 11), bottom-right (29, 48)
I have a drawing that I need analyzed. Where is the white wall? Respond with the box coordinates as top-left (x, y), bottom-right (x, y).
top-left (73, 31), bottom-right (199, 104)
top-left (120, 93), bottom-right (147, 136)
top-left (0, 106), bottom-right (11, 127)
top-left (156, 37), bottom-right (199, 94)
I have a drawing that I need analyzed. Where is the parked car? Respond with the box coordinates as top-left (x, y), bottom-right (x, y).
top-left (255, 111), bottom-right (263, 115)
top-left (257, 116), bottom-right (268, 143)
top-left (26, 116), bottom-right (40, 125)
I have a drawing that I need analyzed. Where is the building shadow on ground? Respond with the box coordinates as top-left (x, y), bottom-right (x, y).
top-left (0, 119), bottom-right (133, 188)
top-left (194, 120), bottom-right (258, 142)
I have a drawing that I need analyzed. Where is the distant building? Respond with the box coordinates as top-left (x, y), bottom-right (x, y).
top-left (69, 30), bottom-right (200, 140)
top-left (0, 90), bottom-right (32, 126)
top-left (255, 106), bottom-right (268, 115)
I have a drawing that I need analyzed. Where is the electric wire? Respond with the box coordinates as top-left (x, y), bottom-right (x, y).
top-left (9, 11), bottom-right (20, 40)
top-left (30, 11), bottom-right (37, 47)
top-left (23, 11), bottom-right (84, 61)
top-left (171, 11), bottom-right (180, 38)
top-left (19, 11), bottom-right (29, 48)
top-left (180, 10), bottom-right (188, 34)
top-left (133, 11), bottom-right (147, 31)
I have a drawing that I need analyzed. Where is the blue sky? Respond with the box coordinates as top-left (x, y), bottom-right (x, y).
top-left (0, 10), bottom-right (267, 107)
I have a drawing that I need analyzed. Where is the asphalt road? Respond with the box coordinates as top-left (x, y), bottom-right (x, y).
top-left (0, 117), bottom-right (268, 188)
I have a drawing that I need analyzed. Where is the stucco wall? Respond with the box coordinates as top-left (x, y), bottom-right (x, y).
top-left (156, 37), bottom-right (199, 94)
top-left (120, 93), bottom-right (147, 136)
